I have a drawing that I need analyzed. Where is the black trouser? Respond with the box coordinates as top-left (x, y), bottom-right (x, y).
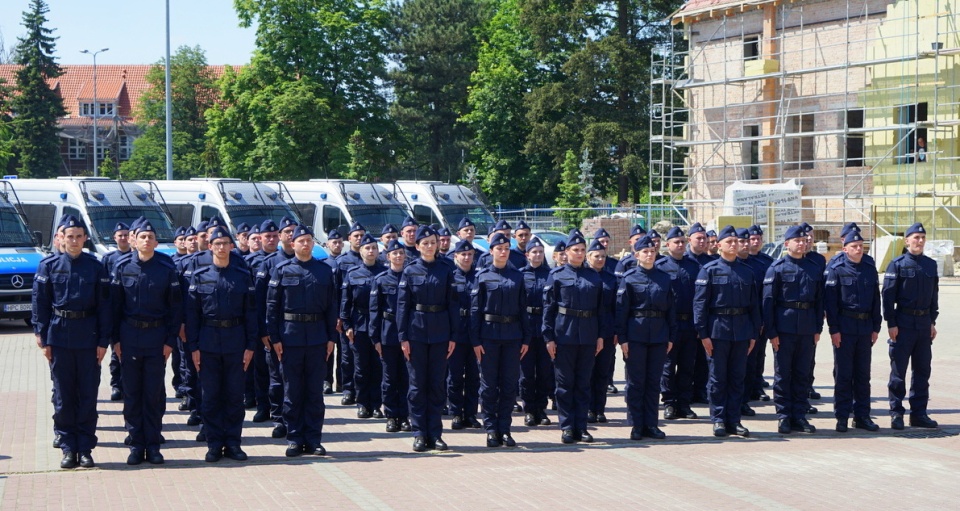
top-left (590, 337), bottom-right (616, 414)
top-left (833, 333), bottom-right (873, 419)
top-left (282, 344), bottom-right (328, 446)
top-left (520, 336), bottom-right (553, 413)
top-left (479, 339), bottom-right (521, 434)
top-left (381, 344), bottom-right (409, 419)
top-left (554, 344), bottom-right (595, 432)
top-left (50, 346), bottom-right (100, 454)
top-left (199, 350), bottom-right (245, 450)
top-left (661, 329), bottom-right (698, 408)
top-left (351, 332), bottom-right (383, 411)
top-left (407, 341), bottom-right (449, 440)
top-left (707, 339), bottom-right (748, 425)
top-left (122, 347), bottom-right (166, 451)
top-left (626, 342), bottom-right (668, 430)
top-left (446, 342), bottom-right (480, 418)
top-left (773, 334), bottom-right (814, 420)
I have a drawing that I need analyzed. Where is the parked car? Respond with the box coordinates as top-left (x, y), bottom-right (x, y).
top-left (533, 230), bottom-right (566, 266)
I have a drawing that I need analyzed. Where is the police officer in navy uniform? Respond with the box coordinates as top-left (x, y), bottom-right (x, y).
top-left (370, 240), bottom-right (412, 433)
top-left (397, 225), bottom-right (458, 452)
top-left (33, 215), bottom-right (112, 469)
top-left (399, 216), bottom-right (421, 264)
top-left (614, 224), bottom-right (647, 277)
top-left (746, 224), bottom-right (773, 402)
top-left (657, 227), bottom-right (700, 420)
top-left (103, 221), bottom-right (132, 402)
top-left (706, 230), bottom-right (719, 257)
top-left (472, 233), bottom-right (530, 447)
top-left (245, 220), bottom-right (280, 424)
top-left (322, 229), bottom-right (344, 394)
top-left (448, 239), bottom-right (482, 430)
top-left (254, 216), bottom-right (299, 438)
top-left (693, 225), bottom-right (760, 438)
top-left (734, 227), bottom-right (763, 418)
top-left (825, 230), bottom-right (881, 432)
top-left (476, 220), bottom-right (514, 269)
top-left (450, 217), bottom-right (483, 262)
top-left (882, 222), bottom-right (940, 430)
top-left (592, 228), bottom-right (620, 276)
top-left (437, 227), bottom-right (453, 256)
top-left (520, 238), bottom-right (553, 427)
top-left (342, 233), bottom-right (387, 418)
top-left (233, 222), bottom-right (252, 257)
top-left (618, 235), bottom-right (675, 440)
top-left (111, 220), bottom-right (182, 465)
top-left (686, 222), bottom-right (714, 404)
top-left (543, 232), bottom-right (606, 444)
top-left (763, 225), bottom-right (824, 435)
top-left (185, 226), bottom-right (256, 462)
top-left (509, 220), bottom-right (533, 269)
top-left (586, 239), bottom-right (617, 423)
top-left (267, 225), bottom-right (338, 457)
top-left (799, 222), bottom-right (826, 407)
top-left (336, 222), bottom-right (368, 406)
top-left (376, 224), bottom-right (399, 266)
top-left (829, 222), bottom-right (876, 268)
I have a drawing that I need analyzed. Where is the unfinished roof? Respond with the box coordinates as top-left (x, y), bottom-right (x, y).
top-left (673, 0), bottom-right (781, 25)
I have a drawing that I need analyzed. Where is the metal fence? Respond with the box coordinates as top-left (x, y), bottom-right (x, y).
top-left (494, 204), bottom-right (689, 233)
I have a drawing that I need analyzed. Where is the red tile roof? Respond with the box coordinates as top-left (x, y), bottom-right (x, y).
top-left (0, 64), bottom-right (230, 122)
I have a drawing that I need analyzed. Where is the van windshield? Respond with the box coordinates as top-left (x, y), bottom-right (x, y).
top-left (88, 207), bottom-right (177, 244)
top-left (0, 207), bottom-right (35, 247)
top-left (350, 205), bottom-right (409, 235)
top-left (226, 205), bottom-right (301, 230)
top-left (438, 205), bottom-right (495, 235)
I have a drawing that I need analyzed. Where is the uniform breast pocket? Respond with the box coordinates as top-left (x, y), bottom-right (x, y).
top-left (121, 275), bottom-right (139, 303)
top-left (408, 275), bottom-right (426, 293)
top-left (711, 275), bottom-right (728, 285)
top-left (281, 276), bottom-right (304, 309)
top-left (557, 277), bottom-right (577, 303)
top-left (781, 272), bottom-right (797, 283)
top-left (195, 284), bottom-right (218, 315)
top-left (899, 268), bottom-right (916, 278)
top-left (50, 272), bottom-right (69, 295)
top-left (840, 276), bottom-right (858, 303)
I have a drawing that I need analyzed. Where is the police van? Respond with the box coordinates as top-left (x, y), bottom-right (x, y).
top-left (0, 180), bottom-right (45, 323)
top-left (281, 179), bottom-right (409, 244)
top-left (9, 177), bottom-right (179, 257)
top-left (393, 180), bottom-right (498, 249)
top-left (150, 178), bottom-right (326, 259)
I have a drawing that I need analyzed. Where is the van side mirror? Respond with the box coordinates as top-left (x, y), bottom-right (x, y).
top-left (84, 238), bottom-right (96, 252)
top-left (33, 231), bottom-right (43, 247)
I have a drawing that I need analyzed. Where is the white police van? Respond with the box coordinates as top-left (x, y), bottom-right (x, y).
top-left (150, 178), bottom-right (326, 259)
top-left (393, 181), bottom-right (498, 249)
top-left (0, 179), bottom-right (45, 323)
top-left (281, 179), bottom-right (409, 243)
top-left (9, 177), bottom-right (179, 257)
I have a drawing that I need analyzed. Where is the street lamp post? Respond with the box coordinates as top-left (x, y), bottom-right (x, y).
top-left (80, 48), bottom-right (109, 176)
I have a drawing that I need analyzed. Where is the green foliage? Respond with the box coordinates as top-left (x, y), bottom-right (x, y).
top-left (10, 0), bottom-right (65, 178)
top-left (0, 79), bottom-right (12, 172)
top-left (464, 0), bottom-right (555, 206)
top-left (120, 46), bottom-right (219, 180)
top-left (555, 148), bottom-right (594, 231)
top-left (388, 0), bottom-right (485, 182)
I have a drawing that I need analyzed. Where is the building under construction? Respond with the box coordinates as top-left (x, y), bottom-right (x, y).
top-left (650, 0), bottom-right (960, 246)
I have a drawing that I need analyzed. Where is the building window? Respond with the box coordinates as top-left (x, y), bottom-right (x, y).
top-left (744, 35), bottom-right (760, 61)
top-left (743, 125), bottom-right (760, 179)
top-left (68, 139), bottom-right (85, 160)
top-left (118, 136), bottom-right (133, 160)
top-left (787, 113), bottom-right (815, 170)
top-left (80, 102), bottom-right (116, 117)
top-left (845, 109), bottom-right (864, 167)
top-left (895, 103), bottom-right (928, 163)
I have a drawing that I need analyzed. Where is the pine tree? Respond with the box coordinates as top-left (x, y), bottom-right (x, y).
top-left (11, 0), bottom-right (65, 178)
top-left (555, 148), bottom-right (593, 231)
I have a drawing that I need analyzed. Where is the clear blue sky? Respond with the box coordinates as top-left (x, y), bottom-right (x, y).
top-left (0, 0), bottom-right (256, 65)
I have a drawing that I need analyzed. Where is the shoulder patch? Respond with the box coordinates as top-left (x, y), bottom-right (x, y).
top-left (268, 279), bottom-right (279, 287)
top-left (36, 274), bottom-right (48, 283)
top-left (695, 278), bottom-right (708, 285)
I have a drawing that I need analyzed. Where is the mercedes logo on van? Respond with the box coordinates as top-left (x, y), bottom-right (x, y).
top-left (10, 275), bottom-right (24, 289)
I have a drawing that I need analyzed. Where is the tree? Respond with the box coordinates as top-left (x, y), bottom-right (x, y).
top-left (120, 45), bottom-right (219, 180)
top-left (10, 0), bottom-right (65, 178)
top-left (0, 80), bottom-right (13, 172)
top-left (464, 0), bottom-right (554, 206)
top-left (522, 0), bottom-right (682, 203)
top-left (555, 148), bottom-right (596, 231)
top-left (387, 0), bottom-right (485, 182)
top-left (219, 0), bottom-right (392, 178)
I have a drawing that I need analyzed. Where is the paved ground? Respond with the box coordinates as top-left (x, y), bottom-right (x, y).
top-left (1, 287), bottom-right (959, 510)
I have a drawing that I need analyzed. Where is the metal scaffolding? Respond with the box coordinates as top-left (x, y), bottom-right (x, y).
top-left (649, 0), bottom-right (960, 244)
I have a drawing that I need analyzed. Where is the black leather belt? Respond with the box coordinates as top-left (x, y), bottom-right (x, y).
top-left (484, 314), bottom-right (518, 324)
top-left (416, 304), bottom-right (446, 313)
top-left (125, 318), bottom-right (165, 329)
top-left (632, 310), bottom-right (665, 318)
top-left (840, 310), bottom-right (872, 320)
top-left (712, 307), bottom-right (748, 316)
top-left (203, 318), bottom-right (242, 328)
top-left (284, 313), bottom-right (321, 322)
top-left (460, 308), bottom-right (469, 317)
top-left (779, 301), bottom-right (813, 310)
top-left (526, 306), bottom-right (543, 315)
top-left (898, 308), bottom-right (929, 316)
top-left (384, 312), bottom-right (395, 320)
top-left (558, 307), bottom-right (594, 318)
top-left (53, 309), bottom-right (92, 319)
top-left (676, 313), bottom-right (692, 321)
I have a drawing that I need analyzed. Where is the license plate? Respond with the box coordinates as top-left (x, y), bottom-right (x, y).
top-left (3, 303), bottom-right (31, 312)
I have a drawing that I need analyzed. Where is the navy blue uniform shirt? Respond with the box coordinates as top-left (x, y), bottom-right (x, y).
top-left (452, 264), bottom-right (477, 344)
top-left (33, 252), bottom-right (113, 348)
top-left (693, 257), bottom-right (761, 341)
top-left (762, 255), bottom-right (825, 338)
top-left (184, 263), bottom-right (258, 353)
top-left (521, 263), bottom-right (550, 338)
top-left (369, 268), bottom-right (403, 346)
top-left (469, 265), bottom-right (530, 346)
top-left (616, 265), bottom-right (676, 344)
top-left (266, 257), bottom-right (339, 346)
top-left (396, 257), bottom-right (458, 344)
top-left (111, 252), bottom-right (182, 349)
top-left (824, 256), bottom-right (882, 335)
top-left (655, 254), bottom-right (699, 333)
top-left (340, 261), bottom-right (387, 334)
top-left (882, 252), bottom-right (939, 330)
top-left (542, 263), bottom-right (606, 345)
